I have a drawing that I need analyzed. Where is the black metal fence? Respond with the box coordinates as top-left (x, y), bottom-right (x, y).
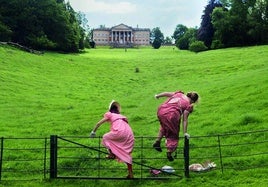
top-left (0, 129), bottom-right (267, 181)
top-left (188, 130), bottom-right (268, 173)
top-left (0, 137), bottom-right (49, 181)
top-left (50, 135), bottom-right (187, 180)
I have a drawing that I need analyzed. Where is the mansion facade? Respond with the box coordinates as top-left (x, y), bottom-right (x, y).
top-left (92, 24), bottom-right (150, 47)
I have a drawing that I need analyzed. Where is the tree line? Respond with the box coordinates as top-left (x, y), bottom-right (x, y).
top-left (152, 0), bottom-right (268, 51)
top-left (0, 0), bottom-right (267, 52)
top-left (0, 0), bottom-right (89, 52)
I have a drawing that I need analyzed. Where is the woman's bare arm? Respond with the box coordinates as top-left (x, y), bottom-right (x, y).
top-left (155, 92), bottom-right (175, 99)
top-left (182, 110), bottom-right (190, 134)
top-left (92, 117), bottom-right (108, 133)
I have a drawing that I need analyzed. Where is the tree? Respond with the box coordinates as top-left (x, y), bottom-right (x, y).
top-left (75, 11), bottom-right (93, 49)
top-left (211, 0), bottom-right (268, 47)
top-left (163, 36), bottom-right (173, 45)
top-left (211, 7), bottom-right (231, 47)
top-left (172, 24), bottom-right (188, 45)
top-left (150, 27), bottom-right (164, 49)
top-left (0, 0), bottom-right (85, 52)
top-left (197, 0), bottom-right (222, 48)
top-left (0, 18), bottom-right (12, 41)
top-left (247, 0), bottom-right (268, 44)
top-left (152, 39), bottom-right (162, 49)
top-left (176, 28), bottom-right (197, 50)
top-left (65, 4), bottom-right (86, 50)
top-left (228, 0), bottom-right (252, 46)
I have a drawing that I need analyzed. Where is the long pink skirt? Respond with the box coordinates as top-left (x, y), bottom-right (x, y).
top-left (157, 110), bottom-right (181, 152)
top-left (102, 121), bottom-right (134, 164)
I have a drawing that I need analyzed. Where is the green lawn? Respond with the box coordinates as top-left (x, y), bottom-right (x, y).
top-left (0, 44), bottom-right (267, 186)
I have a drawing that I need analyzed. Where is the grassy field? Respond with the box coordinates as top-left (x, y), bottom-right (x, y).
top-left (0, 44), bottom-right (267, 186)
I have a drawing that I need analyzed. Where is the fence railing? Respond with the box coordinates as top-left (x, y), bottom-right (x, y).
top-left (50, 135), bottom-right (187, 179)
top-left (188, 130), bottom-right (268, 173)
top-left (0, 137), bottom-right (49, 181)
top-left (0, 129), bottom-right (267, 181)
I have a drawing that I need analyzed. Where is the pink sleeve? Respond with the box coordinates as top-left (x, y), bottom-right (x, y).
top-left (104, 112), bottom-right (112, 119)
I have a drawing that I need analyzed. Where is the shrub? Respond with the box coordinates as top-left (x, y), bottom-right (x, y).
top-left (89, 41), bottom-right (96, 48)
top-left (152, 39), bottom-right (161, 49)
top-left (28, 35), bottom-right (57, 50)
top-left (176, 37), bottom-right (189, 50)
top-left (189, 41), bottom-right (208, 52)
top-left (211, 40), bottom-right (224, 49)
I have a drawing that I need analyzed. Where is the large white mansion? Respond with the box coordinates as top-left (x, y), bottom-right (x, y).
top-left (92, 24), bottom-right (150, 47)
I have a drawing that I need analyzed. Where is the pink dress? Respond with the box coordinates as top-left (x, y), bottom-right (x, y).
top-left (157, 91), bottom-right (193, 152)
top-left (102, 112), bottom-right (134, 164)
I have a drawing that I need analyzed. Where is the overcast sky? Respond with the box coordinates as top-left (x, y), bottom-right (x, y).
top-left (67, 0), bottom-right (208, 37)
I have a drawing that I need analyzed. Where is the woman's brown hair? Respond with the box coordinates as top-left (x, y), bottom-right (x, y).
top-left (187, 92), bottom-right (199, 103)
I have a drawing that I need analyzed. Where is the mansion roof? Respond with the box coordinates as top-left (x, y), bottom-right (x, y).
top-left (94, 23), bottom-right (150, 32)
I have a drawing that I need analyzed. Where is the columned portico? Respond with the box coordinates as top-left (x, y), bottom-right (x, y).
top-left (92, 23), bottom-right (150, 47)
top-left (111, 31), bottom-right (133, 43)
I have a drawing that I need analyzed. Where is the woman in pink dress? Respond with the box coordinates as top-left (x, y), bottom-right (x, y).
top-left (90, 100), bottom-right (134, 179)
top-left (153, 91), bottom-right (199, 161)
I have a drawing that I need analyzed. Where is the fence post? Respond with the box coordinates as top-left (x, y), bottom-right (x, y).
top-left (184, 136), bottom-right (190, 178)
top-left (217, 135), bottom-right (224, 174)
top-left (50, 135), bottom-right (58, 179)
top-left (0, 137), bottom-right (3, 181)
top-left (44, 137), bottom-right (47, 179)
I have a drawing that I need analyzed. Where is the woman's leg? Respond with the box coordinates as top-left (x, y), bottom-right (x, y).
top-left (166, 137), bottom-right (178, 162)
top-left (155, 130), bottom-right (163, 142)
top-left (106, 149), bottom-right (116, 159)
top-left (153, 128), bottom-right (163, 152)
top-left (167, 152), bottom-right (174, 161)
top-left (126, 163), bottom-right (133, 178)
